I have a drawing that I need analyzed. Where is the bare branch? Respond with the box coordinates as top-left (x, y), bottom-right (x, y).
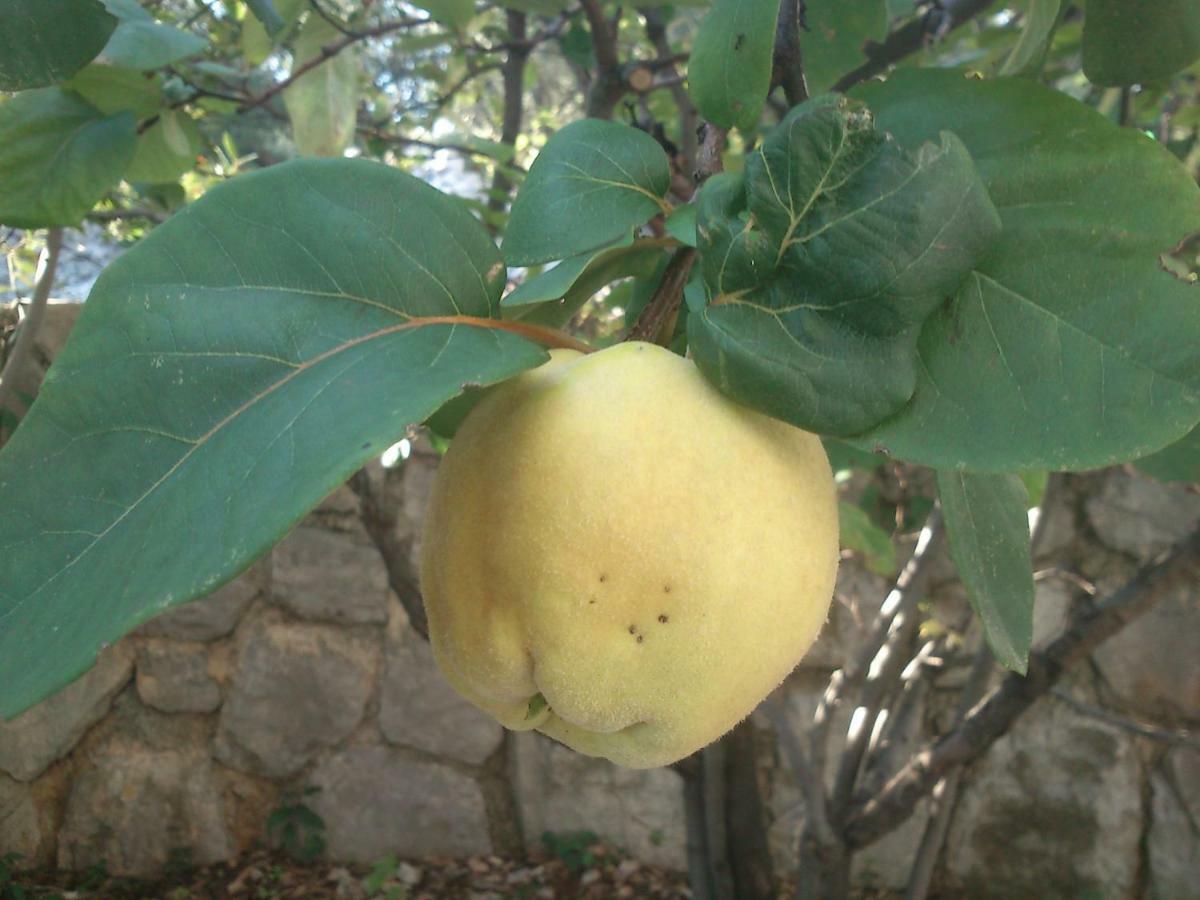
top-left (832, 0), bottom-right (999, 94)
top-left (582, 0), bottom-right (625, 118)
top-left (625, 248), bottom-right (695, 345)
top-left (773, 0), bottom-right (809, 106)
top-left (0, 228), bottom-right (63, 433)
top-left (489, 10), bottom-right (531, 216)
top-left (844, 525), bottom-right (1200, 849)
top-left (1050, 689), bottom-right (1200, 753)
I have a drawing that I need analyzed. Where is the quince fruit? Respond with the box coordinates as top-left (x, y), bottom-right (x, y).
top-left (420, 342), bottom-right (838, 768)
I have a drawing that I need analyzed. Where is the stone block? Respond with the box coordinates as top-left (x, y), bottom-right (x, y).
top-left (135, 639), bottom-right (222, 714)
top-left (944, 694), bottom-right (1143, 897)
top-left (215, 614), bottom-right (376, 778)
top-left (1085, 472), bottom-right (1200, 560)
top-left (510, 731), bottom-right (686, 870)
top-left (271, 525), bottom-right (390, 625)
top-left (0, 643), bottom-right (133, 782)
top-left (306, 746), bottom-right (491, 862)
top-left (1148, 749), bottom-right (1200, 900)
top-left (0, 774), bottom-right (43, 864)
top-left (380, 603), bottom-right (503, 766)
top-left (139, 559), bottom-right (268, 642)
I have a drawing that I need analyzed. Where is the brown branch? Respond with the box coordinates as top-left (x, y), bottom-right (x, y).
top-left (349, 467), bottom-right (428, 639)
top-left (489, 10), bottom-right (531, 215)
top-left (582, 0), bottom-right (625, 119)
top-left (773, 0), bottom-right (809, 106)
top-left (1050, 689), bottom-right (1200, 752)
top-left (844, 525), bottom-right (1200, 850)
top-left (238, 14), bottom-right (430, 112)
top-left (625, 247), bottom-right (695, 344)
top-left (641, 7), bottom-right (698, 184)
top-left (831, 0), bottom-right (999, 94)
top-left (0, 228), bottom-right (63, 428)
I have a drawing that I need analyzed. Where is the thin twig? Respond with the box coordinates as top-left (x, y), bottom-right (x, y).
top-left (1050, 689), bottom-right (1200, 753)
top-left (489, 10), bottom-right (531, 216)
top-left (0, 228), bottom-right (63, 427)
top-left (844, 526), bottom-right (1200, 849)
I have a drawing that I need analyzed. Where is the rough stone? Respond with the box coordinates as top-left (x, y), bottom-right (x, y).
top-left (306, 746), bottom-right (491, 862)
top-left (0, 774), bottom-right (43, 864)
top-left (1085, 472), bottom-right (1200, 559)
top-left (57, 751), bottom-right (232, 876)
top-left (1148, 749), bottom-right (1200, 900)
top-left (1031, 577), bottom-right (1074, 650)
top-left (510, 732), bottom-right (686, 870)
top-left (135, 639), bottom-right (222, 714)
top-left (1092, 579), bottom-right (1200, 724)
top-left (944, 694), bottom-right (1143, 897)
top-left (380, 603), bottom-right (503, 765)
top-left (215, 614), bottom-right (376, 778)
top-left (139, 560), bottom-right (269, 641)
top-left (0, 643), bottom-right (134, 782)
top-left (271, 525), bottom-right (390, 625)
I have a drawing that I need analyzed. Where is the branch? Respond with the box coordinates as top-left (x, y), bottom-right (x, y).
top-left (489, 10), bottom-right (531, 216)
top-left (641, 8), bottom-right (697, 175)
top-left (844, 525), bottom-right (1200, 849)
top-left (625, 248), bottom-right (695, 344)
top-left (1050, 689), bottom-right (1200, 753)
top-left (772, 0), bottom-right (809, 106)
top-left (581, 0), bottom-right (625, 119)
top-left (348, 467), bottom-right (428, 640)
top-left (831, 0), bottom-right (999, 94)
top-left (238, 14), bottom-right (430, 112)
top-left (0, 228), bottom-right (63, 427)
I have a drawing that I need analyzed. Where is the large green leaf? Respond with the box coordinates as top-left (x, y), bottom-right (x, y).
top-left (688, 95), bottom-right (1001, 437)
top-left (0, 89), bottom-right (136, 228)
top-left (1135, 424), bottom-right (1200, 484)
top-left (502, 234), bottom-right (636, 308)
top-left (0, 0), bottom-right (117, 91)
top-left (852, 70), bottom-right (1200, 471)
top-left (63, 64), bottom-right (165, 117)
top-left (937, 471), bottom-right (1034, 673)
top-left (0, 159), bottom-right (547, 719)
top-left (126, 110), bottom-right (203, 183)
top-left (801, 0), bottom-right (888, 94)
top-left (503, 119), bottom-right (671, 266)
top-left (283, 15), bottom-right (360, 158)
top-left (242, 0), bottom-right (304, 66)
top-left (688, 0), bottom-right (778, 131)
top-left (999, 0), bottom-right (1063, 76)
top-left (99, 0), bottom-right (207, 70)
top-left (1084, 0), bottom-right (1200, 86)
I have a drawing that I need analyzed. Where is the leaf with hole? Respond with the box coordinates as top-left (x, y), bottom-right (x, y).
top-left (0, 158), bottom-right (548, 719)
top-left (503, 119), bottom-right (671, 266)
top-left (0, 0), bottom-right (117, 91)
top-left (938, 471), bottom-right (1034, 673)
top-left (850, 70), bottom-right (1200, 471)
top-left (688, 94), bottom-right (1001, 438)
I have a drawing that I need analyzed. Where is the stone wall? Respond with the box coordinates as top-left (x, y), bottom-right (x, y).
top-left (2, 303), bottom-right (1198, 897)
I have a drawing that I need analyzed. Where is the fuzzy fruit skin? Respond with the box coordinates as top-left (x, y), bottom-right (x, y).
top-left (420, 342), bottom-right (838, 768)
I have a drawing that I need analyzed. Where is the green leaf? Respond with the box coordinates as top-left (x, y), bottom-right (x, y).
top-left (62, 64), bottom-right (165, 117)
top-left (687, 0), bottom-right (778, 131)
top-left (937, 471), bottom-right (1034, 673)
top-left (688, 95), bottom-right (1001, 437)
top-left (665, 204), bottom-right (698, 247)
top-left (0, 89), bottom-right (136, 228)
top-left (851, 71), bottom-right (1200, 471)
top-left (414, 0), bottom-right (476, 29)
top-left (502, 119), bottom-right (671, 266)
top-left (999, 0), bottom-right (1063, 76)
top-left (1083, 0), bottom-right (1200, 86)
top-left (1135, 424), bottom-right (1200, 484)
top-left (0, 158), bottom-right (547, 720)
top-left (838, 502), bottom-right (897, 576)
top-left (99, 0), bottom-right (207, 70)
top-left (283, 15), bottom-right (359, 157)
top-left (0, 0), bottom-right (117, 91)
top-left (242, 0), bottom-right (304, 65)
top-left (503, 234), bottom-right (636, 308)
top-left (245, 0), bottom-right (285, 35)
top-left (801, 0), bottom-right (888, 94)
top-left (126, 110), bottom-right (202, 183)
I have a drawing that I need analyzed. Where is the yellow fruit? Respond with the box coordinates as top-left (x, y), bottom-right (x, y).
top-left (419, 342), bottom-right (839, 768)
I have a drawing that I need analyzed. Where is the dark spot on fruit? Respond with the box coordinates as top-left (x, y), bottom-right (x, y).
top-left (658, 614), bottom-right (669, 624)
top-left (589, 599), bottom-right (596, 605)
top-left (599, 573), bottom-right (608, 583)
top-left (663, 585), bottom-right (672, 593)
top-left (637, 635), bottom-right (644, 643)
top-left (628, 625), bottom-right (636, 634)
